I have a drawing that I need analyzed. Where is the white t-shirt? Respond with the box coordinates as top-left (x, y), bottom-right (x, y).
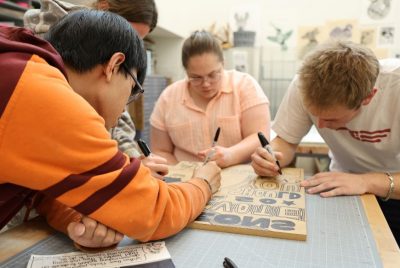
top-left (273, 59), bottom-right (400, 173)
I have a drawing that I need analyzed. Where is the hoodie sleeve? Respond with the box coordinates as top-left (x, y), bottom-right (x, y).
top-left (0, 54), bottom-right (211, 241)
top-left (36, 196), bottom-right (83, 236)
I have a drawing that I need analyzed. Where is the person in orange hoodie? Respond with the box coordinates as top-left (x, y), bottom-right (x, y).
top-left (0, 9), bottom-right (221, 249)
top-left (15, 0), bottom-right (168, 250)
top-left (24, 0), bottom-right (160, 160)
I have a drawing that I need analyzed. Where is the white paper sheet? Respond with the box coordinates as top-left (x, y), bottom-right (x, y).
top-left (26, 241), bottom-right (171, 268)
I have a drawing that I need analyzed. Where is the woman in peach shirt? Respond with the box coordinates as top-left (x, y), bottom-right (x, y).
top-left (150, 31), bottom-right (271, 168)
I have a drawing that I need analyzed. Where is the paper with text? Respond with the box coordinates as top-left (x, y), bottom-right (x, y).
top-left (27, 241), bottom-right (171, 268)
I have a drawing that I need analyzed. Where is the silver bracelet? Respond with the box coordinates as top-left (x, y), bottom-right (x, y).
top-left (380, 172), bottom-right (394, 202)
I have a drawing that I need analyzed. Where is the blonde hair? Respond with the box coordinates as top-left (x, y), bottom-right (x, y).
top-left (299, 40), bottom-right (379, 110)
top-left (95, 0), bottom-right (157, 32)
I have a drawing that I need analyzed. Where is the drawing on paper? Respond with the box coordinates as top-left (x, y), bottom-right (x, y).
top-left (360, 27), bottom-right (377, 47)
top-left (326, 20), bottom-right (360, 43)
top-left (27, 242), bottom-right (171, 268)
top-left (378, 26), bottom-right (395, 45)
top-left (298, 27), bottom-right (320, 59)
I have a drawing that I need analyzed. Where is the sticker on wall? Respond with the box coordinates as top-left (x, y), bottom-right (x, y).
top-left (378, 26), bottom-right (395, 46)
top-left (266, 24), bottom-right (293, 51)
top-left (367, 0), bottom-right (392, 20)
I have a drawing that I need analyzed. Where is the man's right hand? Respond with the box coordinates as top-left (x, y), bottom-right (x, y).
top-left (251, 147), bottom-right (283, 177)
top-left (193, 161), bottom-right (221, 194)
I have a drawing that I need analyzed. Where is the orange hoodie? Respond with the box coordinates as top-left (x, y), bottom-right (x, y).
top-left (0, 26), bottom-right (211, 241)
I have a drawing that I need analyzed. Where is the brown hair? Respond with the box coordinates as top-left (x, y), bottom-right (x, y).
top-left (95, 0), bottom-right (158, 32)
top-left (182, 30), bottom-right (223, 69)
top-left (299, 40), bottom-right (379, 110)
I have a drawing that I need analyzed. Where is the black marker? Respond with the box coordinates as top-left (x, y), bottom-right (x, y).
top-left (203, 127), bottom-right (221, 165)
top-left (137, 139), bottom-right (166, 176)
top-left (137, 139), bottom-right (151, 156)
top-left (257, 132), bottom-right (282, 175)
top-left (211, 127), bottom-right (221, 147)
top-left (223, 257), bottom-right (238, 268)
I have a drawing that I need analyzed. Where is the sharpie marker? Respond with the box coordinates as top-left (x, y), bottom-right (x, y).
top-left (137, 139), bottom-right (151, 156)
top-left (203, 127), bottom-right (221, 166)
top-left (257, 132), bottom-right (282, 175)
top-left (137, 139), bottom-right (166, 176)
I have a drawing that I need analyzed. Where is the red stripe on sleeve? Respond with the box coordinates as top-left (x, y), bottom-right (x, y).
top-left (42, 151), bottom-right (126, 198)
top-left (73, 158), bottom-right (141, 215)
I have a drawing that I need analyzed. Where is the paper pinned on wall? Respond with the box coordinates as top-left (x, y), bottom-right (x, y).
top-left (26, 241), bottom-right (172, 268)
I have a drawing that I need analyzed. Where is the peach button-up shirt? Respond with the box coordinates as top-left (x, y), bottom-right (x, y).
top-left (150, 70), bottom-right (269, 161)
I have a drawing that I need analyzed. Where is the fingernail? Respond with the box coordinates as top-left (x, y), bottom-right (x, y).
top-left (75, 223), bottom-right (85, 236)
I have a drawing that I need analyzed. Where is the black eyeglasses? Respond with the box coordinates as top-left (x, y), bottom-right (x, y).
top-left (122, 65), bottom-right (144, 104)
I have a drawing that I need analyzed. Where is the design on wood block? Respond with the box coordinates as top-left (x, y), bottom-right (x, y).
top-left (166, 161), bottom-right (306, 241)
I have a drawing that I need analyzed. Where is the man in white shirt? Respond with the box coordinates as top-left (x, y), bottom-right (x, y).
top-left (251, 40), bottom-right (400, 245)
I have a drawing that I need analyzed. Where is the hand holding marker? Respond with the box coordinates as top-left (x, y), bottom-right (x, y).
top-left (203, 127), bottom-right (221, 166)
top-left (257, 132), bottom-right (282, 175)
top-left (137, 139), bottom-right (166, 177)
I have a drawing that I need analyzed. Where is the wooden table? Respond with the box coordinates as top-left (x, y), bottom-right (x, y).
top-left (1, 194), bottom-right (399, 267)
top-left (296, 142), bottom-right (329, 156)
top-left (296, 126), bottom-right (330, 156)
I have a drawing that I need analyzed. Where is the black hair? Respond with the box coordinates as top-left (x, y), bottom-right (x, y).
top-left (44, 10), bottom-right (147, 85)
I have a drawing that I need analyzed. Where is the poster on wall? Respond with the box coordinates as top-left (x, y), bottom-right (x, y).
top-left (297, 26), bottom-right (328, 60)
top-left (326, 19), bottom-right (361, 43)
top-left (378, 26), bottom-right (395, 46)
top-left (360, 27), bottom-right (377, 48)
top-left (372, 47), bottom-right (389, 59)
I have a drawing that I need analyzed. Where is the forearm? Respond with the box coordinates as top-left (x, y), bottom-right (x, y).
top-left (271, 136), bottom-right (297, 167)
top-left (364, 172), bottom-right (400, 200)
top-left (228, 133), bottom-right (260, 165)
top-left (89, 170), bottom-right (211, 242)
top-left (142, 178), bottom-right (211, 241)
top-left (153, 150), bottom-right (178, 165)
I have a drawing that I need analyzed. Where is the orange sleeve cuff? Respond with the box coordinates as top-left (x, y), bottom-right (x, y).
top-left (36, 196), bottom-right (82, 234)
